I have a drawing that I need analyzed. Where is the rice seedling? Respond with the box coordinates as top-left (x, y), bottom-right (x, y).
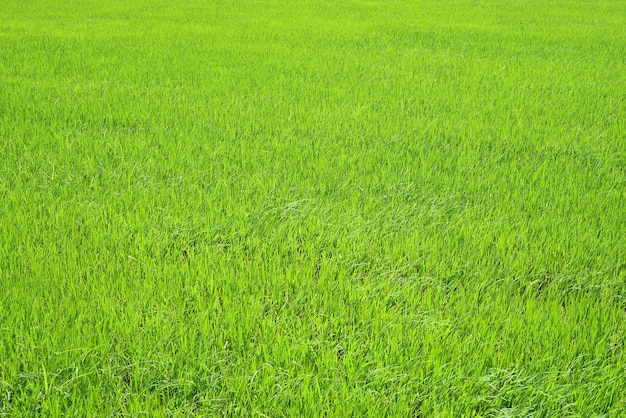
top-left (1, 0), bottom-right (625, 415)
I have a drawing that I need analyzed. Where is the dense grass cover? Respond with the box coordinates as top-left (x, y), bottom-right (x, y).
top-left (1, 0), bottom-right (625, 415)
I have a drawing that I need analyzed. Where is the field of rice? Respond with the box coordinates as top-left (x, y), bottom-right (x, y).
top-left (1, 0), bottom-right (625, 415)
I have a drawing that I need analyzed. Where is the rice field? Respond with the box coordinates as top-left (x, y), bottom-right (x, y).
top-left (1, 0), bottom-right (625, 415)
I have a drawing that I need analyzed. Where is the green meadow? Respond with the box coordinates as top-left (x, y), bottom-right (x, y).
top-left (1, 0), bottom-right (625, 415)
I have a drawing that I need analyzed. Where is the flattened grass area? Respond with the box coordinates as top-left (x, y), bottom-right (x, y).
top-left (1, 0), bottom-right (625, 415)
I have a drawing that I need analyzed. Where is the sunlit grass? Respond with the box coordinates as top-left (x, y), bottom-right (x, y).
top-left (1, 0), bottom-right (625, 415)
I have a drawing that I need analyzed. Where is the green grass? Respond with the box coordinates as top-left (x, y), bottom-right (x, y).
top-left (1, 0), bottom-right (625, 415)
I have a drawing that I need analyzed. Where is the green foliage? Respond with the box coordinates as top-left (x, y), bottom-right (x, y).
top-left (1, 0), bottom-right (625, 415)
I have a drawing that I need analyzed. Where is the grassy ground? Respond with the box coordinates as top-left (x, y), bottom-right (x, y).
top-left (1, 0), bottom-right (625, 415)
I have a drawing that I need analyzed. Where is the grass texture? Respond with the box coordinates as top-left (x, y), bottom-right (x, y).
top-left (1, 0), bottom-right (625, 416)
